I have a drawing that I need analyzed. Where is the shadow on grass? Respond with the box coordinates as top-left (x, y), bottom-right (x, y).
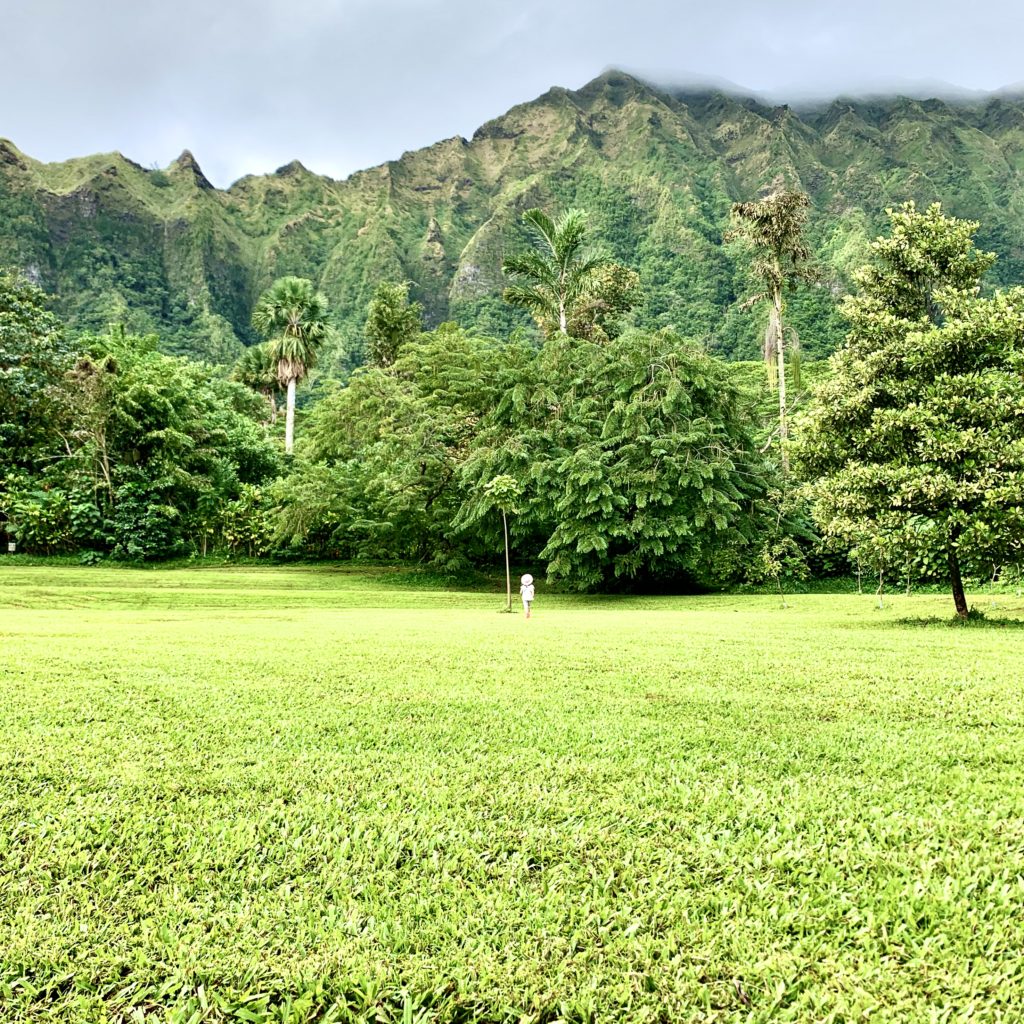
top-left (895, 607), bottom-right (1024, 630)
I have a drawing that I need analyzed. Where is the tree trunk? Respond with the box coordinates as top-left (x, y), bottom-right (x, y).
top-left (285, 378), bottom-right (296, 454)
top-left (773, 289), bottom-right (789, 475)
top-left (948, 536), bottom-right (969, 620)
top-left (559, 300), bottom-right (567, 335)
top-left (502, 510), bottom-right (511, 612)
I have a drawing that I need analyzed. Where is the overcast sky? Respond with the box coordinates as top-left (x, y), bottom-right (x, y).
top-left (2, 0), bottom-right (1022, 187)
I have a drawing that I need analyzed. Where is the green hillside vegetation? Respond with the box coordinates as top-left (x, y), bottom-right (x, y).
top-left (7, 71), bottom-right (1024, 365)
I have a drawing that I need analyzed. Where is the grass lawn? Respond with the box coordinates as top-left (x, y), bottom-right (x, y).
top-left (2, 565), bottom-right (1023, 1023)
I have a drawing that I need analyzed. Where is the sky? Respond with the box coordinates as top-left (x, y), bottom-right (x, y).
top-left (2, 0), bottom-right (1023, 187)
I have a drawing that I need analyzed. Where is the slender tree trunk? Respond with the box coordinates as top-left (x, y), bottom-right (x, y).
top-left (262, 390), bottom-right (278, 426)
top-left (502, 510), bottom-right (511, 612)
top-left (559, 299), bottom-right (567, 334)
top-left (285, 378), bottom-right (296, 454)
top-left (948, 535), bottom-right (969, 620)
top-left (773, 288), bottom-right (789, 475)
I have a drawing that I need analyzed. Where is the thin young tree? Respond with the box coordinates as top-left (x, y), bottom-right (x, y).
top-left (731, 186), bottom-right (814, 473)
top-left (503, 208), bottom-right (613, 337)
top-left (484, 475), bottom-right (522, 612)
top-left (251, 277), bottom-right (330, 454)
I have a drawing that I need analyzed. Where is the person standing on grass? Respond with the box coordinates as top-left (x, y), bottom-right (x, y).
top-left (520, 573), bottom-right (535, 618)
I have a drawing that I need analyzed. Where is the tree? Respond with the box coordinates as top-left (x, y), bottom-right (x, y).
top-left (286, 324), bottom-right (516, 567)
top-left (461, 329), bottom-right (776, 590)
top-left (252, 277), bottom-right (331, 454)
top-left (24, 327), bottom-right (280, 560)
top-left (0, 269), bottom-right (70, 467)
top-left (503, 208), bottom-right (617, 337)
top-left (795, 202), bottom-right (1024, 619)
top-left (730, 186), bottom-right (815, 473)
top-left (365, 281), bottom-right (423, 368)
top-left (470, 475), bottom-right (522, 611)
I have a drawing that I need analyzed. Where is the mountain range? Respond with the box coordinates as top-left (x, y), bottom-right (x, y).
top-left (4, 69), bottom-right (1024, 367)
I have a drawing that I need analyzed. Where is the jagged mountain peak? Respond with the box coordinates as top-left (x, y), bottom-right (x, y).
top-left (171, 149), bottom-right (213, 189)
top-left (6, 74), bottom-right (1024, 368)
top-left (0, 138), bottom-right (29, 170)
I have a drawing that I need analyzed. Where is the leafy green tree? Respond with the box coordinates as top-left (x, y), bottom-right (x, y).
top-left (457, 474), bottom-right (522, 610)
top-left (252, 277), bottom-right (331, 453)
top-left (795, 202), bottom-right (1024, 619)
top-left (503, 208), bottom-right (616, 337)
top-left (283, 325), bottom-right (516, 566)
top-left (364, 282), bottom-right (423, 368)
top-left (30, 328), bottom-right (280, 560)
top-left (564, 262), bottom-right (640, 342)
top-left (730, 186), bottom-right (815, 472)
top-left (462, 329), bottom-right (776, 590)
top-left (0, 270), bottom-right (70, 464)
top-left (0, 270), bottom-right (75, 548)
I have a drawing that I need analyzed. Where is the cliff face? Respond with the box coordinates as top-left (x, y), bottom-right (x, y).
top-left (4, 71), bottom-right (1024, 365)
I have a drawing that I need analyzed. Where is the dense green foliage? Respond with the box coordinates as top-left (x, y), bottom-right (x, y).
top-left (270, 323), bottom-right (782, 589)
top-left (0, 274), bottom-right (279, 558)
top-left (3, 566), bottom-right (1024, 1021)
top-left (0, 269), bottom-right (71, 469)
top-left (459, 330), bottom-right (779, 588)
top-left (796, 203), bottom-right (1024, 616)
top-left (9, 73), bottom-right (1024, 363)
top-left (363, 281), bottom-right (424, 368)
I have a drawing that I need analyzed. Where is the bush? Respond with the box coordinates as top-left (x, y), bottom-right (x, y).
top-left (111, 482), bottom-right (185, 561)
top-left (6, 489), bottom-right (75, 555)
top-left (221, 485), bottom-right (276, 557)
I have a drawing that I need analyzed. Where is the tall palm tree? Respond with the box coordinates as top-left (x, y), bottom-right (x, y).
top-left (730, 186), bottom-right (814, 474)
top-left (503, 208), bottom-right (612, 337)
top-left (251, 276), bottom-right (330, 454)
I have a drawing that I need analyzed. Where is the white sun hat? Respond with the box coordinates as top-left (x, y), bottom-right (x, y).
top-left (520, 574), bottom-right (534, 585)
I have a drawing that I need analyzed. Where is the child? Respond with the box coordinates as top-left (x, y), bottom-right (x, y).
top-left (520, 573), bottom-right (535, 618)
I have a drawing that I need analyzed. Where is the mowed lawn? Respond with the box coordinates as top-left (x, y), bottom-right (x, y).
top-left (2, 567), bottom-right (1023, 1023)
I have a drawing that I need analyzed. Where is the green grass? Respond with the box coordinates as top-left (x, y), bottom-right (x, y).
top-left (2, 566), bottom-right (1024, 1023)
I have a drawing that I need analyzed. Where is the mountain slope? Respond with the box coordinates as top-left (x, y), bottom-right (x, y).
top-left (4, 70), bottom-right (1024, 365)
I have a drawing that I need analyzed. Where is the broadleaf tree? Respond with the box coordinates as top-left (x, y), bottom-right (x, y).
top-left (795, 202), bottom-right (1024, 619)
top-left (364, 281), bottom-right (423, 368)
top-left (461, 328), bottom-right (777, 590)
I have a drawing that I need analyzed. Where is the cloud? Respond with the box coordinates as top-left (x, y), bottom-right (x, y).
top-left (2, 0), bottom-right (1021, 186)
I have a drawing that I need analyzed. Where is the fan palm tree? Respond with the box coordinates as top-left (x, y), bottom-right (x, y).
top-left (730, 186), bottom-right (815, 474)
top-left (503, 208), bottom-right (612, 336)
top-left (251, 276), bottom-right (330, 454)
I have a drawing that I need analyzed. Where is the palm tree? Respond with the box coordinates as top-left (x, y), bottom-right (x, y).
top-left (503, 208), bottom-right (612, 337)
top-left (251, 276), bottom-right (330, 454)
top-left (730, 186), bottom-right (814, 474)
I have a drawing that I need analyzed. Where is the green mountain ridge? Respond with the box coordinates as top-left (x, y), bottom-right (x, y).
top-left (5, 69), bottom-right (1024, 365)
